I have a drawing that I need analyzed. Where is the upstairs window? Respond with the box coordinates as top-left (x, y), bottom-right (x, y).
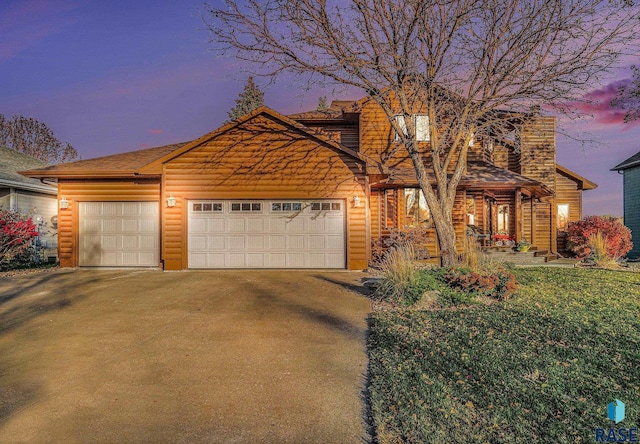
top-left (394, 115), bottom-right (430, 142)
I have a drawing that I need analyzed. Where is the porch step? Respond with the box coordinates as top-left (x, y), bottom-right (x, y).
top-left (481, 247), bottom-right (558, 265)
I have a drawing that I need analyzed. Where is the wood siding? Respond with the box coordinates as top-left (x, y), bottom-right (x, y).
top-left (520, 117), bottom-right (556, 252)
top-left (555, 171), bottom-right (583, 253)
top-left (56, 179), bottom-right (161, 267)
top-left (161, 114), bottom-right (368, 270)
top-left (359, 98), bottom-right (431, 172)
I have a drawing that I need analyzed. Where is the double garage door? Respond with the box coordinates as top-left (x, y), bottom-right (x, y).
top-left (78, 199), bottom-right (346, 268)
top-left (188, 200), bottom-right (345, 268)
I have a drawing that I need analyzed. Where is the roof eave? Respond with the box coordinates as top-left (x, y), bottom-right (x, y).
top-left (20, 169), bottom-right (161, 180)
top-left (611, 160), bottom-right (640, 171)
top-left (0, 178), bottom-right (57, 195)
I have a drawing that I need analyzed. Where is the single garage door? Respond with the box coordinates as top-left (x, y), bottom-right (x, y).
top-left (79, 201), bottom-right (159, 266)
top-left (188, 200), bottom-right (345, 268)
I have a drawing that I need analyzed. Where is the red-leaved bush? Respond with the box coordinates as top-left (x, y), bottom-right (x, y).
top-left (566, 216), bottom-right (633, 259)
top-left (444, 267), bottom-right (518, 301)
top-left (0, 209), bottom-right (38, 267)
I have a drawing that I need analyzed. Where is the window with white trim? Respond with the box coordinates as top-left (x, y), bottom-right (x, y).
top-left (394, 115), bottom-right (430, 142)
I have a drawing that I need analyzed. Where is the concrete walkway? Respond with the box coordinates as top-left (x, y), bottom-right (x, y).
top-left (0, 269), bottom-right (371, 443)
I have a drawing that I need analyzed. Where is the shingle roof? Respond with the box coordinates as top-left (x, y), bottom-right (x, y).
top-left (556, 164), bottom-right (597, 190)
top-left (611, 151), bottom-right (640, 171)
top-left (0, 146), bottom-right (56, 194)
top-left (21, 142), bottom-right (188, 178)
top-left (373, 161), bottom-right (553, 197)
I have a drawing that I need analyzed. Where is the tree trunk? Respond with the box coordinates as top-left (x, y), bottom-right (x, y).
top-left (434, 216), bottom-right (457, 267)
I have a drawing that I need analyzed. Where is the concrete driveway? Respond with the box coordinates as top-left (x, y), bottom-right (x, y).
top-left (0, 269), bottom-right (371, 443)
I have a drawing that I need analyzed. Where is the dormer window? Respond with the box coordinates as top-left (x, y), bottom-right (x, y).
top-left (394, 115), bottom-right (430, 142)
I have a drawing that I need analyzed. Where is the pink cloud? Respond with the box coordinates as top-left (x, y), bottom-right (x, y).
top-left (148, 128), bottom-right (164, 135)
top-left (565, 78), bottom-right (640, 127)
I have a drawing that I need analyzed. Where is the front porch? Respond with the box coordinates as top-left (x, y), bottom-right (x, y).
top-left (481, 245), bottom-right (558, 265)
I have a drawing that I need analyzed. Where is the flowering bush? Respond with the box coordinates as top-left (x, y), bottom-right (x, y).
top-left (444, 267), bottom-right (518, 301)
top-left (0, 209), bottom-right (38, 267)
top-left (566, 216), bottom-right (632, 259)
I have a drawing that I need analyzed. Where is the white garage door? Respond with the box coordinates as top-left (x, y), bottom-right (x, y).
top-left (188, 200), bottom-right (345, 268)
top-left (79, 202), bottom-right (159, 267)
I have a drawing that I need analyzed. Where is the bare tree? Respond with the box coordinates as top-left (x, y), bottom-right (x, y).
top-left (612, 65), bottom-right (640, 122)
top-left (204, 0), bottom-right (638, 266)
top-left (0, 114), bottom-right (79, 164)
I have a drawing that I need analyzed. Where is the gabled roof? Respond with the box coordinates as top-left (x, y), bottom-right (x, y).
top-left (138, 106), bottom-right (365, 174)
top-left (611, 151), bottom-right (640, 171)
top-left (22, 106), bottom-right (365, 179)
top-left (0, 146), bottom-right (56, 194)
top-left (21, 142), bottom-right (188, 179)
top-left (556, 164), bottom-right (597, 190)
top-left (372, 161), bottom-right (553, 197)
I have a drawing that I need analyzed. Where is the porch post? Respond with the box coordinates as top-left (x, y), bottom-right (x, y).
top-left (514, 188), bottom-right (522, 243)
top-left (530, 199), bottom-right (537, 247)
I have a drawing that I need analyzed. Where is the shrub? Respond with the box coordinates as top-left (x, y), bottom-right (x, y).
top-left (371, 227), bottom-right (431, 264)
top-left (566, 216), bottom-right (633, 259)
top-left (374, 244), bottom-right (432, 306)
top-left (444, 266), bottom-right (518, 301)
top-left (0, 209), bottom-right (39, 268)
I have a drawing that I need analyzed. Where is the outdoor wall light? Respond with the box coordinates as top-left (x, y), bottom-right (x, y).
top-left (166, 194), bottom-right (176, 208)
top-left (59, 197), bottom-right (69, 210)
top-left (353, 195), bottom-right (361, 208)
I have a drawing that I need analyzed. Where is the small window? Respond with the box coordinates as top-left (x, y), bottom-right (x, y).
top-left (557, 204), bottom-right (569, 231)
top-left (497, 204), bottom-right (509, 233)
top-left (231, 202), bottom-right (262, 212)
top-left (193, 203), bottom-right (202, 212)
top-left (212, 203), bottom-right (223, 212)
top-left (203, 203), bottom-right (212, 212)
top-left (466, 197), bottom-right (476, 225)
top-left (415, 115), bottom-right (430, 142)
top-left (384, 189), bottom-right (397, 229)
top-left (272, 202), bottom-right (302, 212)
top-left (394, 115), bottom-right (408, 141)
top-left (310, 201), bottom-right (340, 212)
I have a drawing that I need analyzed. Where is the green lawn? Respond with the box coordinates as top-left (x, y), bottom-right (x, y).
top-left (368, 268), bottom-right (640, 443)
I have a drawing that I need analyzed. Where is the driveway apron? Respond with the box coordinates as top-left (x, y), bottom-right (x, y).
top-left (0, 269), bottom-right (371, 443)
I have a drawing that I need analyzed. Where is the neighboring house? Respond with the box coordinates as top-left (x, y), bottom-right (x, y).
top-left (1, 146), bottom-right (58, 260)
top-left (611, 151), bottom-right (640, 259)
top-left (21, 96), bottom-right (596, 269)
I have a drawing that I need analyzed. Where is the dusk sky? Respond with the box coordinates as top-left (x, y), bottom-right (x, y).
top-left (2, 0), bottom-right (639, 216)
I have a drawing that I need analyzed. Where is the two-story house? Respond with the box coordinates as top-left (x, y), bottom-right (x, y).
top-left (22, 95), bottom-right (596, 269)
